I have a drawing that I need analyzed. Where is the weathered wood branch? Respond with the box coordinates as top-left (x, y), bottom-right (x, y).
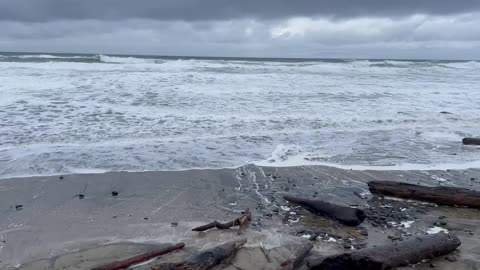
top-left (151, 238), bottom-right (247, 270)
top-left (308, 233), bottom-right (460, 270)
top-left (283, 195), bottom-right (366, 226)
top-left (92, 243), bottom-right (185, 270)
top-left (463, 137), bottom-right (480, 145)
top-left (280, 242), bottom-right (314, 270)
top-left (192, 208), bottom-right (251, 232)
top-left (368, 181), bottom-right (480, 208)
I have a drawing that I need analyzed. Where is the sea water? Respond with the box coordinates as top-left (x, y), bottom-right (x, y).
top-left (1, 52), bottom-right (479, 178)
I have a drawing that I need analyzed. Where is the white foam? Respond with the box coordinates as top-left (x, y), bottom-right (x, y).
top-left (1, 55), bottom-right (480, 179)
top-left (252, 157), bottom-right (480, 171)
top-left (426, 226), bottom-right (448, 234)
top-left (99, 55), bottom-right (156, 64)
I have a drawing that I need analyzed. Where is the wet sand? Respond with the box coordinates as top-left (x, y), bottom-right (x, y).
top-left (1, 165), bottom-right (480, 269)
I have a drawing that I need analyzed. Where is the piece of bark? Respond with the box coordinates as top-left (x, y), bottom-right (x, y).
top-left (283, 195), bottom-right (366, 226)
top-left (368, 181), bottom-right (480, 208)
top-left (308, 233), bottom-right (460, 270)
top-left (92, 243), bottom-right (185, 270)
top-left (192, 208), bottom-right (251, 232)
top-left (151, 238), bottom-right (247, 270)
top-left (280, 242), bottom-right (314, 270)
top-left (463, 137), bottom-right (480, 145)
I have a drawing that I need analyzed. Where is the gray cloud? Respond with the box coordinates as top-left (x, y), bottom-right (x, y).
top-left (1, 0), bottom-right (480, 22)
top-left (1, 1), bottom-right (480, 59)
top-left (1, 14), bottom-right (480, 60)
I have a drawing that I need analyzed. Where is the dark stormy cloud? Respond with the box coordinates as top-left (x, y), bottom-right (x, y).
top-left (1, 0), bottom-right (480, 59)
top-left (1, 0), bottom-right (480, 21)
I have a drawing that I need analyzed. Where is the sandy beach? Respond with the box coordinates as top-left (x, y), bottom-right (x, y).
top-left (1, 164), bottom-right (479, 269)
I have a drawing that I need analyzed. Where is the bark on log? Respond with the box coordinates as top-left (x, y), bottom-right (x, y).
top-left (92, 243), bottom-right (185, 270)
top-left (368, 181), bottom-right (480, 208)
top-left (151, 238), bottom-right (247, 270)
top-left (308, 233), bottom-right (460, 270)
top-left (283, 195), bottom-right (366, 226)
top-left (463, 137), bottom-right (480, 145)
top-left (192, 209), bottom-right (251, 232)
top-left (280, 242), bottom-right (314, 270)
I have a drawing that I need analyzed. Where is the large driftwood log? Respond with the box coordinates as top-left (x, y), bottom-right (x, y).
top-left (192, 209), bottom-right (251, 232)
top-left (92, 243), bottom-right (185, 270)
top-left (283, 195), bottom-right (366, 226)
top-left (151, 238), bottom-right (247, 270)
top-left (280, 242), bottom-right (314, 270)
top-left (368, 181), bottom-right (480, 208)
top-left (463, 137), bottom-right (480, 145)
top-left (308, 233), bottom-right (460, 270)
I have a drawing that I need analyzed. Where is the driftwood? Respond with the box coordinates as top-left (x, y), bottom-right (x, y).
top-left (192, 209), bottom-right (251, 232)
top-left (92, 243), bottom-right (185, 270)
top-left (151, 238), bottom-right (247, 270)
top-left (463, 137), bottom-right (480, 145)
top-left (283, 195), bottom-right (366, 226)
top-left (368, 181), bottom-right (480, 208)
top-left (280, 242), bottom-right (314, 270)
top-left (308, 233), bottom-right (460, 270)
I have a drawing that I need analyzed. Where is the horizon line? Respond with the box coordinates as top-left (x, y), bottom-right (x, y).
top-left (1, 50), bottom-right (478, 62)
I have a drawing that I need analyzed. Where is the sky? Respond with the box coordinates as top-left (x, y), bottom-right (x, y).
top-left (1, 0), bottom-right (480, 59)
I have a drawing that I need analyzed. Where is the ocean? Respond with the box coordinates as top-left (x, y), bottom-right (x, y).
top-left (0, 52), bottom-right (479, 179)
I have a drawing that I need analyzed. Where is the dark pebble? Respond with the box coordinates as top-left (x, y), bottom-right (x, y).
top-left (272, 208), bottom-right (279, 213)
top-left (144, 217), bottom-right (149, 220)
top-left (265, 213), bottom-right (273, 218)
top-left (343, 244), bottom-right (352, 249)
top-left (59, 176), bottom-right (64, 180)
top-left (440, 221), bottom-right (447, 226)
top-left (309, 233), bottom-right (320, 241)
top-left (78, 194), bottom-right (84, 199)
top-left (112, 215), bottom-right (117, 219)
top-left (438, 216), bottom-right (446, 220)
top-left (240, 173), bottom-right (246, 177)
top-left (471, 177), bottom-right (476, 181)
top-left (15, 204), bottom-right (23, 210)
top-left (111, 191), bottom-right (119, 196)
top-left (171, 222), bottom-right (178, 227)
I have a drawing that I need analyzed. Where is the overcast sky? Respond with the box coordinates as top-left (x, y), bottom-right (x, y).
top-left (1, 0), bottom-right (480, 59)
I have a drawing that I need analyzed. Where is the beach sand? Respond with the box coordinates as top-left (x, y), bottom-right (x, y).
top-left (1, 165), bottom-right (480, 269)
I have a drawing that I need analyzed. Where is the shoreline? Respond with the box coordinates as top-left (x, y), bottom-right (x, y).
top-left (1, 164), bottom-right (480, 269)
top-left (2, 157), bottom-right (480, 181)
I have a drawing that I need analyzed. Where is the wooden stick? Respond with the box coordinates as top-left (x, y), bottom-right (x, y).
top-left (280, 242), bottom-right (313, 270)
top-left (151, 238), bottom-right (247, 270)
top-left (308, 233), bottom-right (460, 270)
top-left (368, 181), bottom-right (480, 208)
top-left (92, 243), bottom-right (185, 270)
top-left (283, 195), bottom-right (366, 226)
top-left (463, 137), bottom-right (480, 145)
top-left (192, 209), bottom-right (251, 232)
